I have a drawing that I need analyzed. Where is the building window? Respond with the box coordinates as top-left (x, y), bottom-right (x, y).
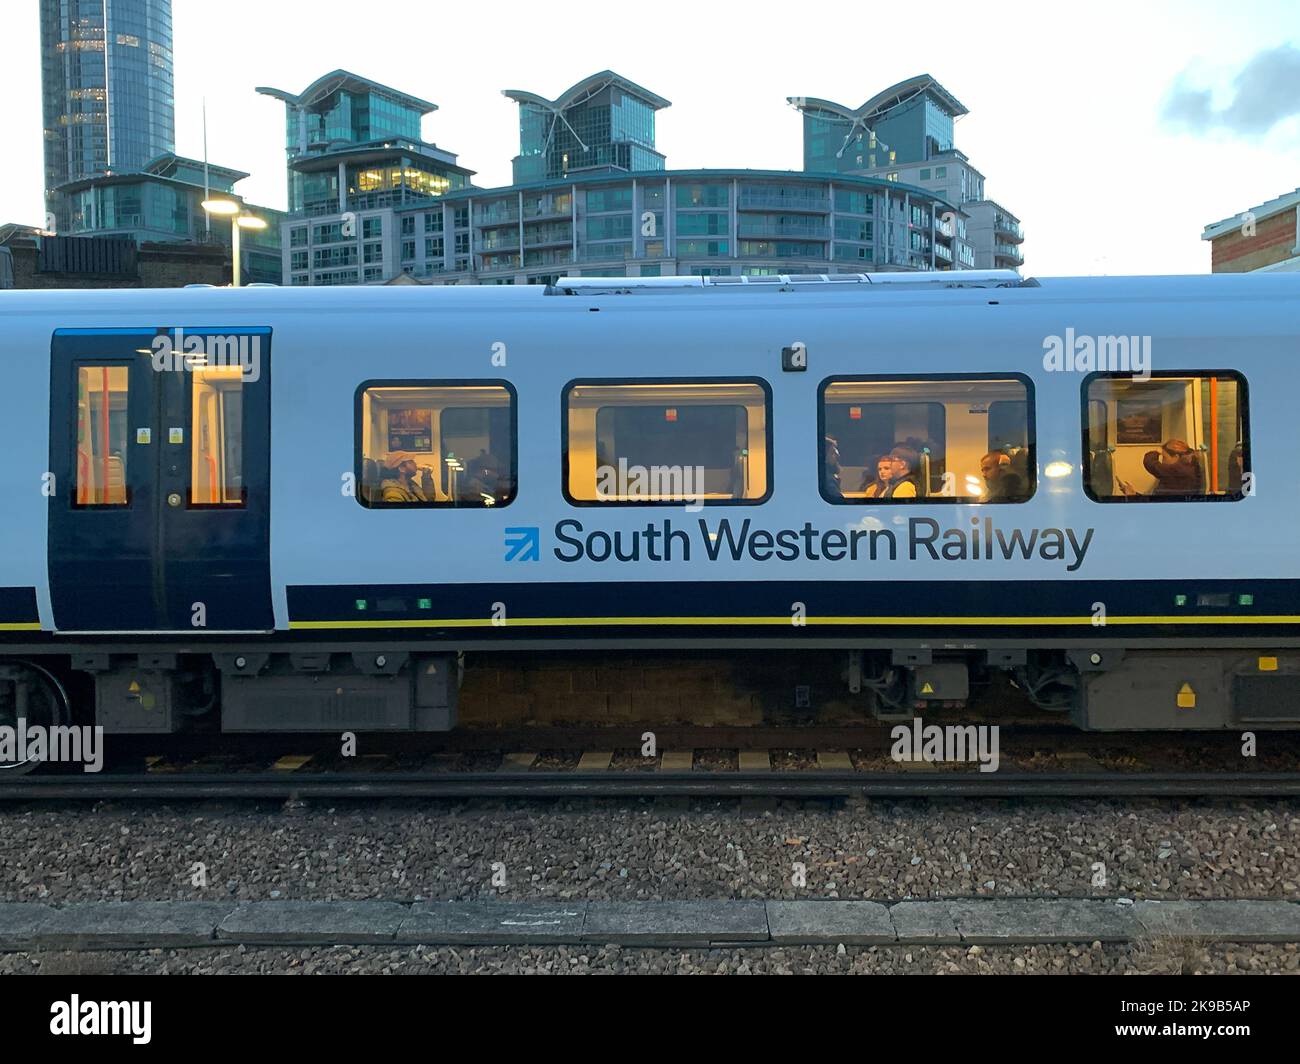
top-left (400, 216), bottom-right (415, 236)
top-left (425, 212), bottom-right (443, 233)
top-left (675, 184), bottom-right (729, 208)
top-left (1082, 373), bottom-right (1248, 503)
top-left (453, 207), bottom-right (469, 229)
top-left (586, 187), bottom-right (633, 212)
top-left (290, 227), bottom-right (307, 248)
top-left (401, 241), bottom-right (416, 261)
top-left (676, 213), bottom-right (728, 237)
top-left (356, 382), bottom-right (517, 508)
top-left (677, 240), bottom-right (729, 257)
top-left (820, 376), bottom-right (1035, 504)
top-left (563, 379), bottom-right (771, 506)
top-left (363, 217), bottom-right (383, 239)
top-left (587, 215), bottom-right (633, 241)
top-left (425, 237), bottom-right (443, 259)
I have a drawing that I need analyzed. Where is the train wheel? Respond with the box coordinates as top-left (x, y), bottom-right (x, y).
top-left (0, 661), bottom-right (72, 777)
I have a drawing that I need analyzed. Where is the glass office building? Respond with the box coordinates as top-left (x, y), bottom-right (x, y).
top-left (40, 0), bottom-right (175, 230)
top-left (59, 153), bottom-right (284, 284)
top-left (507, 72), bottom-right (669, 184)
top-left (792, 76), bottom-right (968, 175)
top-left (258, 71), bottom-right (472, 216)
top-left (791, 76), bottom-right (1021, 271)
top-left (284, 169), bottom-right (962, 288)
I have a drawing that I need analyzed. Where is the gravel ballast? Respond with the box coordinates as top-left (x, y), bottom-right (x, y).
top-left (3, 941), bottom-right (1298, 975)
top-left (0, 798), bottom-right (1296, 904)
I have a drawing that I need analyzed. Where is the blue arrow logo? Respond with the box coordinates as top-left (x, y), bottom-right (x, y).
top-left (504, 526), bottom-right (541, 562)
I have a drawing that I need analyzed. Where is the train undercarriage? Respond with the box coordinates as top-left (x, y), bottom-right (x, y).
top-left (4, 643), bottom-right (1299, 775)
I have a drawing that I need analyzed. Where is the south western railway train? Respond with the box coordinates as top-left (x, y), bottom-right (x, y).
top-left (1, 269), bottom-right (1298, 749)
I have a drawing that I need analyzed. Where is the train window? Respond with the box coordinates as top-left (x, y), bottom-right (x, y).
top-left (563, 379), bottom-right (771, 505)
top-left (356, 381), bottom-right (516, 508)
top-left (189, 367), bottom-right (245, 507)
top-left (1082, 373), bottom-right (1248, 502)
top-left (820, 376), bottom-right (1034, 503)
top-left (75, 365), bottom-right (130, 507)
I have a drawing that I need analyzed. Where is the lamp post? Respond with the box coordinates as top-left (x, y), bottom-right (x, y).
top-left (201, 199), bottom-right (269, 287)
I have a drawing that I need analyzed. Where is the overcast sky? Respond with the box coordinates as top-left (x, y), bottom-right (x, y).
top-left (2, 0), bottom-right (1297, 275)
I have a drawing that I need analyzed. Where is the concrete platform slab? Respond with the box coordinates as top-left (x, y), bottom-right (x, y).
top-left (398, 902), bottom-right (587, 944)
top-left (947, 898), bottom-right (1135, 944)
top-left (1133, 900), bottom-right (1300, 943)
top-left (583, 901), bottom-right (769, 945)
top-left (0, 903), bottom-right (55, 950)
top-left (37, 902), bottom-right (234, 949)
top-left (216, 901), bottom-right (407, 944)
top-left (888, 901), bottom-right (961, 943)
top-left (768, 900), bottom-right (894, 944)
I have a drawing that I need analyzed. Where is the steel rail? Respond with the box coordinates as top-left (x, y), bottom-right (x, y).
top-left (2, 770), bottom-right (1299, 800)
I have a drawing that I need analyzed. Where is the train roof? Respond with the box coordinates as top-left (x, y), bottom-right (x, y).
top-left (2, 271), bottom-right (1298, 317)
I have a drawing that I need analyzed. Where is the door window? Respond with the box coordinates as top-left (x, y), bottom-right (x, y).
top-left (75, 365), bottom-right (130, 507)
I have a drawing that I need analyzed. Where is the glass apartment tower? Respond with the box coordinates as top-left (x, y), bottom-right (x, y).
top-left (40, 0), bottom-right (175, 230)
top-left (507, 72), bottom-right (669, 184)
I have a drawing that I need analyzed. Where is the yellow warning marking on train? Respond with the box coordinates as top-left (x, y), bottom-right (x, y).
top-left (0, 622), bottom-right (42, 631)
top-left (1177, 683), bottom-right (1197, 709)
top-left (1259, 656), bottom-right (1279, 672)
top-left (920, 682), bottom-right (935, 695)
top-left (290, 614), bottom-right (1300, 631)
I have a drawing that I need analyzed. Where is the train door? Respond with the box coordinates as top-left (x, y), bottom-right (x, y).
top-left (47, 328), bottom-right (273, 632)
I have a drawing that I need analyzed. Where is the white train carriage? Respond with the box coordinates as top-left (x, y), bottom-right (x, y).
top-left (1, 270), bottom-right (1297, 737)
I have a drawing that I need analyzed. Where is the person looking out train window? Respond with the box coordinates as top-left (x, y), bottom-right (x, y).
top-left (822, 435), bottom-right (843, 498)
top-left (886, 447), bottom-right (921, 498)
top-left (381, 452), bottom-right (435, 503)
top-left (1142, 438), bottom-right (1203, 495)
top-left (980, 451), bottom-right (1025, 501)
top-left (459, 449), bottom-right (512, 506)
top-left (860, 454), bottom-right (895, 498)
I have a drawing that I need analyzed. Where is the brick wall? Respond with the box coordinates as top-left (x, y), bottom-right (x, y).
top-left (4, 239), bottom-right (229, 288)
top-left (1210, 207), bottom-right (1298, 273)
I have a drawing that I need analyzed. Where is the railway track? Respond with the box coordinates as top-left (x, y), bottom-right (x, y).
top-left (2, 769), bottom-right (1300, 800)
top-left (3, 724), bottom-right (1297, 800)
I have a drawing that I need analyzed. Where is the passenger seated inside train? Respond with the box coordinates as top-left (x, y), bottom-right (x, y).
top-left (1086, 373), bottom-right (1245, 501)
top-left (980, 451), bottom-right (1026, 501)
top-left (822, 435), bottom-right (842, 498)
top-left (380, 452), bottom-right (436, 504)
top-left (459, 449), bottom-right (513, 506)
top-left (859, 454), bottom-right (893, 498)
top-left (860, 448), bottom-right (920, 498)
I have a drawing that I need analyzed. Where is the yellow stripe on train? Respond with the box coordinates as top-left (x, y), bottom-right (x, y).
top-left (289, 614), bottom-right (1300, 631)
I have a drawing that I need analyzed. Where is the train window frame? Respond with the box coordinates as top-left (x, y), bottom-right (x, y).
top-left (561, 376), bottom-right (775, 507)
top-left (1079, 370), bottom-right (1250, 505)
top-left (353, 378), bottom-right (519, 510)
top-left (817, 373), bottom-right (1037, 506)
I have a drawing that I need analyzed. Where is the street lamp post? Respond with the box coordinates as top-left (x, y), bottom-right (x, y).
top-left (201, 199), bottom-right (268, 287)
